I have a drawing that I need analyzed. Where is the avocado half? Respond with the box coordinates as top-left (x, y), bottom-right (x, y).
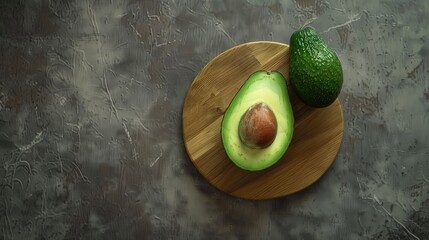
top-left (221, 71), bottom-right (294, 171)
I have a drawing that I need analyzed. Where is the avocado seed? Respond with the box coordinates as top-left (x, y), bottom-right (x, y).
top-left (238, 102), bottom-right (277, 149)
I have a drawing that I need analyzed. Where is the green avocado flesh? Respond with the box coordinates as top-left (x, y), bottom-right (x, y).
top-left (221, 71), bottom-right (294, 171)
top-left (289, 27), bottom-right (343, 108)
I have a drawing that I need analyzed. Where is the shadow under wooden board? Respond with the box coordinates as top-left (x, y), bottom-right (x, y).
top-left (182, 41), bottom-right (344, 200)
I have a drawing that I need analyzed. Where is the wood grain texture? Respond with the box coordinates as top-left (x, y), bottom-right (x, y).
top-left (182, 41), bottom-right (344, 200)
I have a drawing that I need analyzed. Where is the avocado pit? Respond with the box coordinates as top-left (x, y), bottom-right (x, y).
top-left (238, 102), bottom-right (277, 149)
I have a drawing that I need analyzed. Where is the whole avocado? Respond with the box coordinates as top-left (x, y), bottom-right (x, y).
top-left (289, 27), bottom-right (343, 108)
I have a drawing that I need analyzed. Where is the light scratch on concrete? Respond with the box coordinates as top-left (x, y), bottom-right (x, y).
top-left (150, 150), bottom-right (163, 168)
top-left (18, 130), bottom-right (45, 152)
top-left (56, 143), bottom-right (63, 174)
top-left (71, 161), bottom-right (90, 183)
top-left (215, 22), bottom-right (236, 45)
top-left (147, 9), bottom-right (160, 22)
top-left (137, 119), bottom-right (149, 131)
top-left (122, 122), bottom-right (138, 161)
top-left (130, 22), bottom-right (143, 40)
top-left (322, 13), bottom-right (361, 34)
top-left (301, 16), bottom-right (318, 29)
top-left (373, 195), bottom-right (420, 240)
top-left (74, 48), bottom-right (95, 71)
top-left (103, 72), bottom-right (120, 121)
top-left (87, 0), bottom-right (100, 41)
top-left (420, 173), bottom-right (429, 184)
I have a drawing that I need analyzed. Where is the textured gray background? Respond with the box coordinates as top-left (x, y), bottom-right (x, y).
top-left (1, 0), bottom-right (428, 239)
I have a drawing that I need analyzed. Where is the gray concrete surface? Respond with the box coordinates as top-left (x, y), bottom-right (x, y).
top-left (1, 0), bottom-right (428, 239)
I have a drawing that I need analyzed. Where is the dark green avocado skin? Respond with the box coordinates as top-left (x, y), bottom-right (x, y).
top-left (289, 27), bottom-right (343, 108)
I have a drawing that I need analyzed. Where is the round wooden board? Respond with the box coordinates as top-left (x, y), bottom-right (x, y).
top-left (182, 41), bottom-right (344, 200)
